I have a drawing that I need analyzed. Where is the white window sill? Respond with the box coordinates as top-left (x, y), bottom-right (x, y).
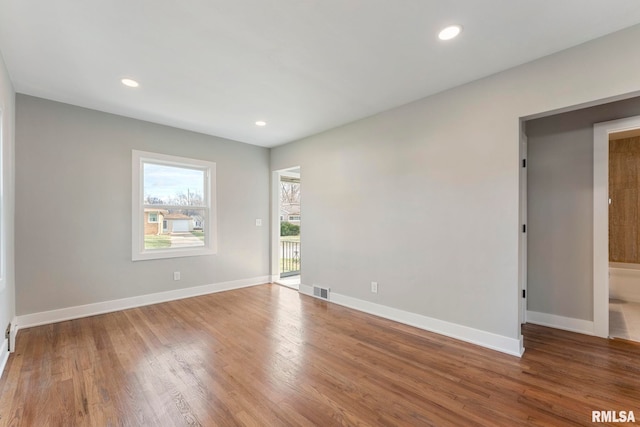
top-left (133, 247), bottom-right (216, 261)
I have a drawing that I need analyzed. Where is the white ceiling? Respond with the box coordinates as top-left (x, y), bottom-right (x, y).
top-left (1, 1), bottom-right (640, 147)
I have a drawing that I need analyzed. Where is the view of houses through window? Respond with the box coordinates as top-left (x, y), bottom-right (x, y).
top-left (143, 162), bottom-right (207, 250)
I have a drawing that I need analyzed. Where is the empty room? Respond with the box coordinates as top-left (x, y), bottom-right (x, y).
top-left (1, 1), bottom-right (640, 425)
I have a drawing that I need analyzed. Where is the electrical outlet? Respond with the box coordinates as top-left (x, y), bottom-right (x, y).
top-left (371, 281), bottom-right (378, 293)
top-left (256, 219), bottom-right (262, 226)
top-left (174, 271), bottom-right (181, 281)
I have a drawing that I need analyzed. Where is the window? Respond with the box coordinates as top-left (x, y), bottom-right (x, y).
top-left (288, 215), bottom-right (300, 221)
top-left (132, 150), bottom-right (216, 260)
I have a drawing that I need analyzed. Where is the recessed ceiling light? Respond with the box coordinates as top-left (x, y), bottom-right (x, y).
top-left (438, 25), bottom-right (462, 41)
top-left (121, 78), bottom-right (139, 88)
top-left (255, 121), bottom-right (267, 127)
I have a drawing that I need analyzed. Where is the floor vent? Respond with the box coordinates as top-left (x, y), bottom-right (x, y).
top-left (313, 286), bottom-right (330, 301)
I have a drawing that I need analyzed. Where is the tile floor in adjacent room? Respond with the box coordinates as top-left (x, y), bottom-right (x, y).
top-left (610, 299), bottom-right (640, 342)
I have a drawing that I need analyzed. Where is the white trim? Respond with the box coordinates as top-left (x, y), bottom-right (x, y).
top-left (522, 90), bottom-right (640, 122)
top-left (299, 284), bottom-right (523, 357)
top-left (9, 317), bottom-right (16, 353)
top-left (593, 115), bottom-right (640, 338)
top-left (0, 108), bottom-right (5, 291)
top-left (16, 276), bottom-right (269, 330)
top-left (0, 317), bottom-right (18, 379)
top-left (271, 166), bottom-right (302, 283)
top-left (519, 121), bottom-right (527, 325)
top-left (526, 310), bottom-right (595, 336)
top-left (609, 265), bottom-right (640, 303)
top-left (271, 171), bottom-right (281, 281)
top-left (0, 338), bottom-right (8, 379)
top-left (132, 150), bottom-right (217, 261)
top-left (279, 170), bottom-right (300, 180)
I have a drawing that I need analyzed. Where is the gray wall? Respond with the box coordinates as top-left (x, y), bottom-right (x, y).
top-left (15, 95), bottom-right (270, 315)
top-left (526, 97), bottom-right (640, 320)
top-left (271, 24), bottom-right (640, 340)
top-left (0, 52), bottom-right (15, 336)
top-left (10, 24), bottom-right (640, 343)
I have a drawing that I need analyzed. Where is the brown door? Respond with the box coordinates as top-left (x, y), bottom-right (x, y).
top-left (609, 136), bottom-right (640, 263)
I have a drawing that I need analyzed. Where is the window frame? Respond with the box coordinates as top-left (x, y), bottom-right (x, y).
top-left (132, 150), bottom-right (217, 261)
top-left (0, 108), bottom-right (4, 290)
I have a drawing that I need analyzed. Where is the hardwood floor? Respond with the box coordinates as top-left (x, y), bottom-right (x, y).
top-left (0, 284), bottom-right (639, 426)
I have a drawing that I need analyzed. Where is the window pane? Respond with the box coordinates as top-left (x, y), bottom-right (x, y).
top-left (143, 208), bottom-right (206, 250)
top-left (143, 163), bottom-right (205, 206)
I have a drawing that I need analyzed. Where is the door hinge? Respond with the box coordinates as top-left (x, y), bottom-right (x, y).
top-left (522, 159), bottom-right (526, 168)
top-left (522, 289), bottom-right (526, 298)
top-left (522, 224), bottom-right (526, 233)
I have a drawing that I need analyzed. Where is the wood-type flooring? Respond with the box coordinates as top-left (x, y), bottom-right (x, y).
top-left (0, 284), bottom-right (638, 426)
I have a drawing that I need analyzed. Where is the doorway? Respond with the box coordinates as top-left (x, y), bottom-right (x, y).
top-left (593, 115), bottom-right (640, 341)
top-left (272, 167), bottom-right (301, 289)
top-left (519, 122), bottom-right (528, 328)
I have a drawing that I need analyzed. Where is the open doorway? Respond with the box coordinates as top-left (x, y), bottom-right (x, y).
top-left (519, 122), bottom-right (528, 330)
top-left (272, 167), bottom-right (301, 289)
top-left (524, 96), bottom-right (640, 342)
top-left (594, 115), bottom-right (640, 342)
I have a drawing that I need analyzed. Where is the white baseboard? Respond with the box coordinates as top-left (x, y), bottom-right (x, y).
top-left (299, 284), bottom-right (523, 357)
top-left (0, 338), bottom-right (9, 379)
top-left (609, 266), bottom-right (640, 303)
top-left (526, 310), bottom-right (595, 335)
top-left (16, 276), bottom-right (270, 330)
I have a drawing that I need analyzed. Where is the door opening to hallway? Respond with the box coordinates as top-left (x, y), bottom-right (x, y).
top-left (607, 127), bottom-right (640, 342)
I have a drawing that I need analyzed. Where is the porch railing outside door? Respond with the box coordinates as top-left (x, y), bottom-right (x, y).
top-left (280, 240), bottom-right (300, 277)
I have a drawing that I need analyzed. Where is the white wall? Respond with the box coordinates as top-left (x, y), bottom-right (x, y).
top-left (0, 51), bottom-right (15, 352)
top-left (271, 24), bottom-right (640, 349)
top-left (15, 95), bottom-right (270, 316)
